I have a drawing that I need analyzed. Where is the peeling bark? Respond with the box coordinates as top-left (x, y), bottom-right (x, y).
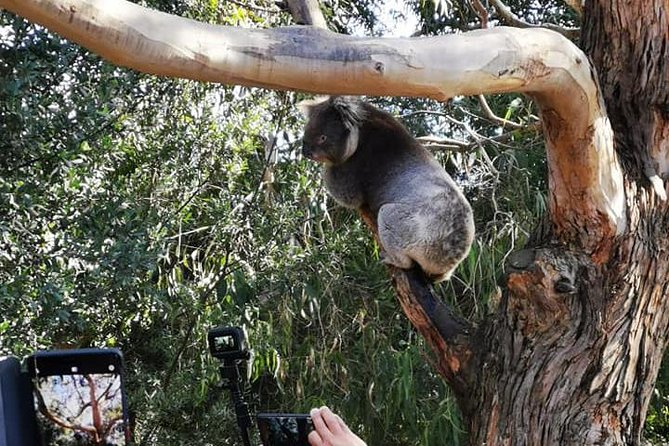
top-left (469, 249), bottom-right (611, 444)
top-left (583, 0), bottom-right (669, 185)
top-left (466, 193), bottom-right (669, 444)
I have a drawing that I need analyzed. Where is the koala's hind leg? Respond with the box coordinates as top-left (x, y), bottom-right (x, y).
top-left (377, 203), bottom-right (418, 270)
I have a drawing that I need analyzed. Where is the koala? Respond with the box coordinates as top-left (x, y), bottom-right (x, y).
top-left (299, 96), bottom-right (475, 282)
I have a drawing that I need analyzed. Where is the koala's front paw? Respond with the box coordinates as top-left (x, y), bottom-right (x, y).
top-left (429, 270), bottom-right (453, 283)
top-left (379, 250), bottom-right (413, 269)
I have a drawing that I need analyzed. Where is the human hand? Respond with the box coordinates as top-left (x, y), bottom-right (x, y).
top-left (307, 406), bottom-right (367, 446)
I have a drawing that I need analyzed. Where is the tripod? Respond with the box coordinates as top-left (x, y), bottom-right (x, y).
top-left (218, 357), bottom-right (253, 446)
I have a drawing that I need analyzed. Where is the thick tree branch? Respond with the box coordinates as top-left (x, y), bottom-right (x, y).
top-left (583, 0), bottom-right (669, 200)
top-left (0, 0), bottom-right (626, 257)
top-left (391, 267), bottom-right (473, 392)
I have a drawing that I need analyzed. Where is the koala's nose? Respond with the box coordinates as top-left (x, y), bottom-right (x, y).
top-left (302, 142), bottom-right (313, 159)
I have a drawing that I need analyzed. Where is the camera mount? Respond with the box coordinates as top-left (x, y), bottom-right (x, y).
top-left (208, 327), bottom-right (253, 446)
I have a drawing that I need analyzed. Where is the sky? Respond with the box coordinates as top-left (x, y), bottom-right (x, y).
top-left (378, 0), bottom-right (421, 37)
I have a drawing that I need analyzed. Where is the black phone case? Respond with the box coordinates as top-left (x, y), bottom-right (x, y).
top-left (27, 348), bottom-right (131, 446)
top-left (28, 348), bottom-right (124, 376)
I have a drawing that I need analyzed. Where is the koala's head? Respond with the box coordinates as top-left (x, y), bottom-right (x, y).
top-left (299, 96), bottom-right (366, 165)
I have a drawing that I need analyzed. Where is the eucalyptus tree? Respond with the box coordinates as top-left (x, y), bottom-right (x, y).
top-left (2, 0), bottom-right (668, 443)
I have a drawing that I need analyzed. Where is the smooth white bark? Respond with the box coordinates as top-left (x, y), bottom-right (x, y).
top-left (0, 0), bottom-right (626, 252)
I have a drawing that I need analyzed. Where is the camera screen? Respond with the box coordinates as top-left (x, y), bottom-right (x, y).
top-left (257, 414), bottom-right (313, 446)
top-left (32, 372), bottom-right (127, 446)
top-left (212, 334), bottom-right (236, 352)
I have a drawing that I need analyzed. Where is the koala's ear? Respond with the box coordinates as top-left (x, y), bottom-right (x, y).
top-left (297, 96), bottom-right (329, 118)
top-left (342, 126), bottom-right (359, 160)
top-left (330, 96), bottom-right (366, 130)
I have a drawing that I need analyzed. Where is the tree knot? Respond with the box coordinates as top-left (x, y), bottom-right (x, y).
top-left (504, 249), bottom-right (580, 334)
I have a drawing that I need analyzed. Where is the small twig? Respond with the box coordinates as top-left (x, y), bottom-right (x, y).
top-left (226, 0), bottom-right (281, 13)
top-left (172, 176), bottom-right (211, 218)
top-left (415, 117), bottom-right (542, 154)
top-left (422, 143), bottom-right (472, 153)
top-left (477, 95), bottom-right (524, 129)
top-left (490, 0), bottom-right (580, 40)
top-left (440, 114), bottom-right (499, 166)
top-left (417, 136), bottom-right (470, 149)
top-left (400, 110), bottom-right (450, 120)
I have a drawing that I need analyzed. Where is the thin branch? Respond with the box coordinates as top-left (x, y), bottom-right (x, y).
top-left (562, 0), bottom-right (582, 16)
top-left (227, 0), bottom-right (281, 13)
top-left (406, 109), bottom-right (541, 157)
top-left (468, 0), bottom-right (489, 28)
top-left (490, 0), bottom-right (580, 40)
top-left (34, 386), bottom-right (98, 436)
top-left (417, 123), bottom-right (542, 153)
top-left (165, 225), bottom-right (213, 240)
top-left (477, 95), bottom-right (524, 129)
top-left (423, 143), bottom-right (472, 153)
top-left (403, 108), bottom-right (532, 132)
top-left (437, 113), bottom-right (500, 174)
top-left (418, 136), bottom-right (471, 149)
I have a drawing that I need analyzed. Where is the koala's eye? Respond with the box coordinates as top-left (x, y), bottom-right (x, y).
top-left (317, 134), bottom-right (327, 144)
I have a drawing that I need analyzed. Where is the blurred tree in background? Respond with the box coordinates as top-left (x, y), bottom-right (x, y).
top-left (3, 0), bottom-right (664, 444)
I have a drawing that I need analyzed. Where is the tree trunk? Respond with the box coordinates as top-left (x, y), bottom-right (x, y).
top-left (466, 241), bottom-right (668, 444)
top-left (464, 1), bottom-right (669, 444)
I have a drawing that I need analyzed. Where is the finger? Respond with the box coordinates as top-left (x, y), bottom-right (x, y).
top-left (310, 407), bottom-right (333, 440)
top-left (335, 414), bottom-right (352, 433)
top-left (308, 430), bottom-right (324, 446)
top-left (319, 406), bottom-right (344, 435)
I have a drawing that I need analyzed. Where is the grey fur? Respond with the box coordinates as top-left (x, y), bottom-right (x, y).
top-left (300, 96), bottom-right (475, 282)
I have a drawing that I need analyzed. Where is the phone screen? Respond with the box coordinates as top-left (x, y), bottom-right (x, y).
top-left (256, 413), bottom-right (313, 446)
top-left (28, 349), bottom-right (130, 446)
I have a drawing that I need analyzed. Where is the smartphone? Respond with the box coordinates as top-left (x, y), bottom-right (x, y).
top-left (256, 413), bottom-right (313, 446)
top-left (27, 348), bottom-right (131, 446)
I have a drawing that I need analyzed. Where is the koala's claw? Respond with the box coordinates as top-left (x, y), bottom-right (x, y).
top-left (379, 250), bottom-right (413, 269)
top-left (379, 251), bottom-right (390, 264)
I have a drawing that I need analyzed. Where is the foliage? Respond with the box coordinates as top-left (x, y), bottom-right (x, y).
top-left (646, 352), bottom-right (669, 443)
top-left (414, 0), bottom-right (579, 35)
